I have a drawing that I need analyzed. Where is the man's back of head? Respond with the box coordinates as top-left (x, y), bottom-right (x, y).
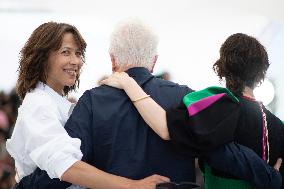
top-left (109, 18), bottom-right (158, 72)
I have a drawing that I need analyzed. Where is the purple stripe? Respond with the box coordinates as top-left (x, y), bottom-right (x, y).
top-left (187, 93), bottom-right (226, 116)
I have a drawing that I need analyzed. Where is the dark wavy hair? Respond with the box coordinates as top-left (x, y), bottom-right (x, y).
top-left (16, 22), bottom-right (87, 99)
top-left (213, 33), bottom-right (269, 96)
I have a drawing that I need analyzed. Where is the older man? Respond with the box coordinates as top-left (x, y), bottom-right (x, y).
top-left (66, 18), bottom-right (195, 183)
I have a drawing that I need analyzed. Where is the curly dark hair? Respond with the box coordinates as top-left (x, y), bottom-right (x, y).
top-left (213, 33), bottom-right (269, 96)
top-left (16, 22), bottom-right (87, 99)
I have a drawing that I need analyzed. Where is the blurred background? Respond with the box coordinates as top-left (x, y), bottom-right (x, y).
top-left (1, 0), bottom-right (283, 116)
top-left (0, 0), bottom-right (283, 188)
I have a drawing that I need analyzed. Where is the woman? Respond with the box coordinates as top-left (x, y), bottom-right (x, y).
top-left (101, 33), bottom-right (284, 188)
top-left (6, 22), bottom-right (168, 189)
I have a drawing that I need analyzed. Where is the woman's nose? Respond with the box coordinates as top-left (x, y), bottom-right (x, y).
top-left (70, 54), bottom-right (83, 66)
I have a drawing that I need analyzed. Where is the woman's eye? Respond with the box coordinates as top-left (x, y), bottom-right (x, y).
top-left (62, 50), bottom-right (70, 55)
top-left (76, 51), bottom-right (82, 57)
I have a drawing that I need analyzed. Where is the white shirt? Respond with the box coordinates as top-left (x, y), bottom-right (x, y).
top-left (6, 82), bottom-right (83, 187)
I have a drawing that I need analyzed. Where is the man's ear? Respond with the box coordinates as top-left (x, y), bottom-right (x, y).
top-left (150, 55), bottom-right (158, 73)
top-left (110, 54), bottom-right (116, 72)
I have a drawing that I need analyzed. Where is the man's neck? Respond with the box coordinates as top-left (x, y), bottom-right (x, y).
top-left (114, 66), bottom-right (150, 73)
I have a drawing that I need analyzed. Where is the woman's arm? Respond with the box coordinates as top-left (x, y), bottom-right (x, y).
top-left (62, 161), bottom-right (169, 189)
top-left (16, 161), bottom-right (169, 189)
top-left (101, 72), bottom-right (170, 140)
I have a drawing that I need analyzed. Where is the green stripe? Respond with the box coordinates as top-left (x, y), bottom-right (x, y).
top-left (204, 165), bottom-right (252, 189)
top-left (183, 86), bottom-right (239, 107)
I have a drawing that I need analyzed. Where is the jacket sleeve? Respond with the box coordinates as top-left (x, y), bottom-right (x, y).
top-left (167, 98), bottom-right (239, 157)
top-left (207, 142), bottom-right (282, 189)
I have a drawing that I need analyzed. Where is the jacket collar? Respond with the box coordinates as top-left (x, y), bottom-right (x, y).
top-left (125, 67), bottom-right (154, 87)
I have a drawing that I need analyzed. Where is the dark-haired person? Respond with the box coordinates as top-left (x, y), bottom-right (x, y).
top-left (6, 22), bottom-right (169, 189)
top-left (101, 33), bottom-right (284, 189)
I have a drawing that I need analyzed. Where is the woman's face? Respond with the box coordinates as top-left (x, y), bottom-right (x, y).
top-left (46, 33), bottom-right (83, 95)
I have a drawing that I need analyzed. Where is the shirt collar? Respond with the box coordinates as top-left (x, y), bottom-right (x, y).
top-left (35, 82), bottom-right (72, 117)
top-left (125, 67), bottom-right (154, 86)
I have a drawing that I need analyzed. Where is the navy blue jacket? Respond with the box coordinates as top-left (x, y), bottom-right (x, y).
top-left (14, 68), bottom-right (282, 189)
top-left (65, 67), bottom-right (195, 181)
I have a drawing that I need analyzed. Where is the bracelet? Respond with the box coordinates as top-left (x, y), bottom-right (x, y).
top-left (132, 95), bottom-right (150, 102)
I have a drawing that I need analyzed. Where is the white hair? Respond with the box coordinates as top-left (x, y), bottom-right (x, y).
top-left (109, 18), bottom-right (159, 69)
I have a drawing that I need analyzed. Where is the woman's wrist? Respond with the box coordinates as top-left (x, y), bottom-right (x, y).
top-left (123, 77), bottom-right (147, 101)
top-left (121, 76), bottom-right (136, 90)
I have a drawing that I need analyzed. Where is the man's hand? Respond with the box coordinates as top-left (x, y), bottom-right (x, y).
top-left (273, 158), bottom-right (282, 171)
top-left (130, 174), bottom-right (170, 189)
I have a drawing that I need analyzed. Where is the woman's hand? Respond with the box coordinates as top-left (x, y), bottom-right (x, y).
top-left (129, 174), bottom-right (170, 189)
top-left (273, 158), bottom-right (282, 171)
top-left (100, 72), bottom-right (133, 89)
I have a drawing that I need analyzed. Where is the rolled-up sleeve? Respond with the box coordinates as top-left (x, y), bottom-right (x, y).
top-left (25, 103), bottom-right (83, 179)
